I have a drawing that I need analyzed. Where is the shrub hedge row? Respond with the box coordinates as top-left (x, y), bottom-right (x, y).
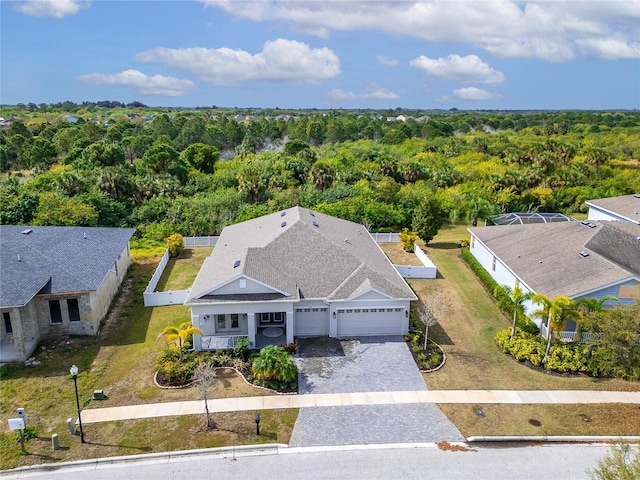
top-left (496, 328), bottom-right (640, 380)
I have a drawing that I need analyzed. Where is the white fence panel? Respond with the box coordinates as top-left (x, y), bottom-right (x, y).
top-left (144, 290), bottom-right (190, 307)
top-left (145, 249), bottom-right (170, 296)
top-left (183, 236), bottom-right (219, 247)
top-left (371, 232), bottom-right (400, 243)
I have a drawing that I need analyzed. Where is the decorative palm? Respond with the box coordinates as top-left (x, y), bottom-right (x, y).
top-left (251, 345), bottom-right (297, 383)
top-left (531, 294), bottom-right (577, 362)
top-left (495, 285), bottom-right (534, 339)
top-left (574, 295), bottom-right (620, 314)
top-left (157, 321), bottom-right (203, 360)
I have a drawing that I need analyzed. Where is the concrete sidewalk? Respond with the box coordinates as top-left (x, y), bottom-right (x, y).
top-left (80, 390), bottom-right (640, 424)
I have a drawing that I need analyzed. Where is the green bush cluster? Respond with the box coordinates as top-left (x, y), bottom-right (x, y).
top-left (495, 328), bottom-right (640, 380)
top-left (155, 346), bottom-right (199, 386)
top-left (407, 332), bottom-right (444, 370)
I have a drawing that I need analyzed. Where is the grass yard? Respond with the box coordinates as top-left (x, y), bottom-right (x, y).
top-left (0, 250), bottom-right (295, 471)
top-left (383, 222), bottom-right (640, 437)
top-left (154, 247), bottom-right (212, 291)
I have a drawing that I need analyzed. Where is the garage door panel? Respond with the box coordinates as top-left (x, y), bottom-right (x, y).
top-left (337, 308), bottom-right (404, 337)
top-left (295, 307), bottom-right (329, 336)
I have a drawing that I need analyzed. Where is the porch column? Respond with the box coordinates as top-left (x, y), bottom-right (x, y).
top-left (11, 308), bottom-right (26, 362)
top-left (192, 314), bottom-right (202, 351)
top-left (247, 313), bottom-right (256, 348)
top-left (286, 310), bottom-right (294, 345)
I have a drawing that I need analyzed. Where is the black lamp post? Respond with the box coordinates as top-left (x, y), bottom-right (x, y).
top-left (70, 365), bottom-right (85, 443)
top-left (255, 413), bottom-right (261, 436)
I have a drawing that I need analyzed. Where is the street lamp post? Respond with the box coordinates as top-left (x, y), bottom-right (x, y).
top-left (254, 413), bottom-right (260, 436)
top-left (70, 365), bottom-right (85, 443)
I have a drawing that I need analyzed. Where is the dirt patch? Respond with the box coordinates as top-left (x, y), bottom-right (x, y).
top-left (436, 441), bottom-right (477, 452)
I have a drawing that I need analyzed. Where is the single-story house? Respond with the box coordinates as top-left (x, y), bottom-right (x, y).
top-left (586, 193), bottom-right (640, 224)
top-left (185, 206), bottom-right (417, 350)
top-left (0, 226), bottom-right (135, 362)
top-left (468, 219), bottom-right (640, 333)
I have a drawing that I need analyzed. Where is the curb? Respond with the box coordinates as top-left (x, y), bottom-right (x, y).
top-left (0, 443), bottom-right (289, 476)
top-left (467, 435), bottom-right (640, 443)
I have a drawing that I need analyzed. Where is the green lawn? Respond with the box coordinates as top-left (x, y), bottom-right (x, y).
top-left (154, 247), bottom-right (212, 291)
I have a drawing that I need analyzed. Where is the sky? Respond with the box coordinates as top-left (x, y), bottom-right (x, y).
top-left (1, 0), bottom-right (639, 110)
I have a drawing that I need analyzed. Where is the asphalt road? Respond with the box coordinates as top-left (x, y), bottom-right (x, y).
top-left (1, 443), bottom-right (612, 480)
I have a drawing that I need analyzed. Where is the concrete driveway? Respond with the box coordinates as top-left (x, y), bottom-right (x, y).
top-left (289, 336), bottom-right (464, 447)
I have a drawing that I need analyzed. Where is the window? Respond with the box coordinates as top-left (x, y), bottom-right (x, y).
top-left (3, 312), bottom-right (12, 334)
top-left (215, 314), bottom-right (226, 331)
top-left (215, 314), bottom-right (241, 332)
top-left (258, 312), bottom-right (285, 325)
top-left (491, 257), bottom-right (497, 272)
top-left (49, 300), bottom-right (62, 324)
top-left (67, 299), bottom-right (81, 322)
top-left (230, 314), bottom-right (239, 329)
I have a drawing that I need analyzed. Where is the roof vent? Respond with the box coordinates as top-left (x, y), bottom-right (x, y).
top-left (587, 223), bottom-right (597, 228)
top-left (17, 254), bottom-right (21, 262)
top-left (579, 251), bottom-right (590, 258)
top-left (281, 221), bottom-right (287, 228)
top-left (21, 229), bottom-right (32, 235)
top-left (344, 238), bottom-right (351, 244)
top-left (633, 194), bottom-right (640, 199)
top-left (83, 232), bottom-right (87, 239)
top-left (280, 211), bottom-right (286, 217)
top-left (309, 211), bottom-right (316, 217)
top-left (233, 260), bottom-right (241, 268)
top-left (312, 221), bottom-right (319, 227)
top-left (539, 260), bottom-right (543, 264)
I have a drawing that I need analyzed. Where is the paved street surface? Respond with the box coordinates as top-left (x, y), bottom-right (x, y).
top-left (0, 443), bottom-right (616, 480)
top-left (290, 337), bottom-right (464, 446)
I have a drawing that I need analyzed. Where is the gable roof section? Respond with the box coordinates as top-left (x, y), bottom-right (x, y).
top-left (187, 206), bottom-right (416, 303)
top-left (0, 226), bottom-right (135, 308)
top-left (586, 194), bottom-right (640, 224)
top-left (469, 221), bottom-right (640, 299)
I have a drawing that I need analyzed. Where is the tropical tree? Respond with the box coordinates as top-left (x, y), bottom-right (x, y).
top-left (157, 322), bottom-right (203, 360)
top-left (251, 345), bottom-right (297, 383)
top-left (412, 196), bottom-right (443, 245)
top-left (574, 295), bottom-right (620, 314)
top-left (495, 285), bottom-right (534, 339)
top-left (531, 293), bottom-right (577, 362)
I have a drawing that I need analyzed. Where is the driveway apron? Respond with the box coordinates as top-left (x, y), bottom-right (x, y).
top-left (289, 336), bottom-right (464, 447)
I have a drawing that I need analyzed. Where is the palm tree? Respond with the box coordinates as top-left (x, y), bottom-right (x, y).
top-left (575, 295), bottom-right (620, 314)
top-left (495, 285), bottom-right (534, 339)
top-left (157, 321), bottom-right (203, 361)
top-left (531, 294), bottom-right (577, 362)
top-left (251, 345), bottom-right (297, 383)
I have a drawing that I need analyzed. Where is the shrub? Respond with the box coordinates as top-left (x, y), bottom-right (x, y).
top-left (233, 337), bottom-right (250, 359)
top-left (399, 228), bottom-right (418, 252)
top-left (164, 233), bottom-right (184, 257)
top-left (251, 345), bottom-right (297, 383)
top-left (155, 347), bottom-right (199, 385)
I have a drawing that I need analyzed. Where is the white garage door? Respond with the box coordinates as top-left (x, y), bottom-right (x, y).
top-left (337, 307), bottom-right (404, 337)
top-left (294, 307), bottom-right (330, 336)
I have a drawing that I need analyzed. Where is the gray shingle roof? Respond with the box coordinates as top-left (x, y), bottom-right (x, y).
top-left (0, 226), bottom-right (135, 308)
top-left (187, 206), bottom-right (416, 303)
top-left (468, 221), bottom-right (640, 298)
top-left (586, 194), bottom-right (640, 224)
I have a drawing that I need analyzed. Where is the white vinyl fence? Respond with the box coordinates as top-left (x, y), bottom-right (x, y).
top-left (394, 244), bottom-right (437, 279)
top-left (143, 248), bottom-right (190, 307)
top-left (183, 236), bottom-right (219, 247)
top-left (371, 232), bottom-right (400, 243)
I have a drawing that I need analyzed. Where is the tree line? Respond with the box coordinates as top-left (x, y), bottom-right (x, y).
top-left (1, 109), bottom-right (639, 245)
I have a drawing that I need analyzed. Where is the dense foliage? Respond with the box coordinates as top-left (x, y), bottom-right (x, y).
top-left (1, 107), bottom-right (639, 246)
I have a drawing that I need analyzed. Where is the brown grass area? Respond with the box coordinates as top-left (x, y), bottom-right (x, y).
top-left (379, 243), bottom-right (423, 266)
top-left (381, 225), bottom-right (640, 437)
top-left (0, 255), bottom-right (294, 470)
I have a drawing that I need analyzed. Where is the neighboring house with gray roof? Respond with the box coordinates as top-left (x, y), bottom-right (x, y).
top-left (468, 220), bottom-right (640, 334)
top-left (586, 193), bottom-right (640, 224)
top-left (185, 207), bottom-right (417, 350)
top-left (1, 226), bottom-right (135, 362)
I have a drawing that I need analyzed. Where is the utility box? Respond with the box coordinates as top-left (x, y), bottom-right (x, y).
top-left (52, 434), bottom-right (59, 451)
top-left (67, 418), bottom-right (76, 435)
top-left (92, 390), bottom-right (106, 400)
top-left (17, 408), bottom-right (26, 427)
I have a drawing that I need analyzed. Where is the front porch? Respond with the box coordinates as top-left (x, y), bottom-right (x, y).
top-left (0, 338), bottom-right (38, 364)
top-left (198, 326), bottom-right (288, 351)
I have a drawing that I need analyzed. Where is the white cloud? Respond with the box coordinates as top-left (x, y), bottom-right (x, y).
top-left (378, 56), bottom-right (399, 67)
top-left (136, 39), bottom-right (340, 86)
top-left (77, 70), bottom-right (195, 97)
top-left (328, 85), bottom-right (400, 101)
top-left (200, 1), bottom-right (640, 62)
top-left (438, 87), bottom-right (502, 102)
top-left (576, 37), bottom-right (640, 60)
top-left (15, 0), bottom-right (88, 18)
top-left (410, 54), bottom-right (505, 85)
